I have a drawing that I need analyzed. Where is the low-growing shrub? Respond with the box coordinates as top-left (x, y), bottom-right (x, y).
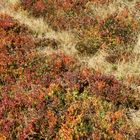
top-left (105, 50), bottom-right (136, 63)
top-left (35, 38), bottom-right (61, 50)
top-left (91, 0), bottom-right (114, 5)
top-left (0, 13), bottom-right (140, 140)
top-left (20, 0), bottom-right (89, 17)
top-left (0, 14), bottom-right (38, 86)
top-left (75, 37), bottom-right (102, 55)
top-left (20, 0), bottom-right (98, 30)
top-left (99, 11), bottom-right (138, 49)
top-left (0, 85), bottom-right (136, 139)
top-left (75, 10), bottom-right (139, 58)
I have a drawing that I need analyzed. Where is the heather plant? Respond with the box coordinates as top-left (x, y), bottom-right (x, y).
top-left (75, 36), bottom-right (102, 55)
top-left (1, 83), bottom-right (135, 139)
top-left (1, 79), bottom-right (138, 139)
top-left (1, 51), bottom-right (139, 139)
top-left (100, 10), bottom-right (139, 62)
top-left (20, 0), bottom-right (98, 30)
top-left (90, 0), bottom-right (114, 5)
top-left (0, 16), bottom-right (33, 85)
top-left (0, 14), bottom-right (49, 91)
top-left (35, 38), bottom-right (61, 50)
top-left (20, 0), bottom-right (89, 17)
top-left (21, 0), bottom-right (48, 17)
top-left (1, 29), bottom-right (139, 138)
top-left (0, 11), bottom-right (140, 140)
top-left (75, 10), bottom-right (139, 59)
top-left (105, 50), bottom-right (136, 63)
top-left (99, 11), bottom-right (138, 48)
top-left (43, 52), bottom-right (140, 109)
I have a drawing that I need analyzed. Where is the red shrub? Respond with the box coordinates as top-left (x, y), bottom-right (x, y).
top-left (91, 0), bottom-right (113, 5)
top-left (0, 14), bottom-right (38, 86)
top-left (0, 13), bottom-right (139, 140)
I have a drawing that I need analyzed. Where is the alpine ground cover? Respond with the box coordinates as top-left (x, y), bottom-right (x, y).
top-left (1, 0), bottom-right (140, 139)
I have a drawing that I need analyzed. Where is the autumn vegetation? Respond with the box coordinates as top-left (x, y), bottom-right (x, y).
top-left (0, 0), bottom-right (140, 139)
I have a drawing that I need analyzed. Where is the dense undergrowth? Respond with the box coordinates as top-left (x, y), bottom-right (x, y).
top-left (19, 0), bottom-right (140, 64)
top-left (20, 0), bottom-right (111, 30)
top-left (76, 10), bottom-right (139, 62)
top-left (0, 12), bottom-right (140, 139)
top-left (1, 0), bottom-right (140, 139)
